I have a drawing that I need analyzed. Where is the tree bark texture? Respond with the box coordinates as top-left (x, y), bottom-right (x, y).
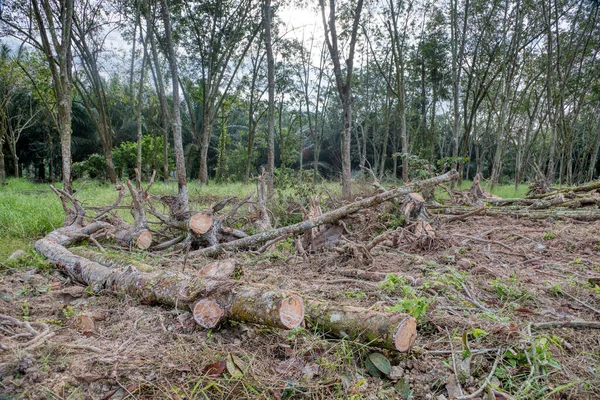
top-left (305, 300), bottom-right (417, 352)
top-left (160, 0), bottom-right (188, 207)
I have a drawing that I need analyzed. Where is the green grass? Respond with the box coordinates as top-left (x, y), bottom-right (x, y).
top-left (434, 179), bottom-right (529, 201)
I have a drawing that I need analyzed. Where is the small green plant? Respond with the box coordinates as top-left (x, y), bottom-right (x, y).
top-left (387, 294), bottom-right (433, 320)
top-left (547, 283), bottom-right (563, 297)
top-left (21, 300), bottom-right (30, 319)
top-left (61, 305), bottom-right (75, 319)
top-left (532, 336), bottom-right (561, 372)
top-left (489, 274), bottom-right (533, 301)
top-left (378, 273), bottom-right (410, 295)
top-left (345, 290), bottom-right (366, 300)
top-left (568, 257), bottom-right (585, 269)
top-left (470, 327), bottom-right (488, 340)
top-left (543, 232), bottom-right (555, 240)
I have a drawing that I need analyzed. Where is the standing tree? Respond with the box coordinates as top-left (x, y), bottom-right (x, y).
top-left (160, 0), bottom-right (188, 209)
top-left (264, 0), bottom-right (275, 198)
top-left (2, 0), bottom-right (75, 192)
top-left (319, 0), bottom-right (364, 199)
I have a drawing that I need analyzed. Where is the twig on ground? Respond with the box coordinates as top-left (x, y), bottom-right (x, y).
top-left (461, 282), bottom-right (493, 313)
top-left (444, 207), bottom-right (485, 222)
top-left (0, 315), bottom-right (52, 350)
top-left (562, 292), bottom-right (600, 316)
top-left (531, 321), bottom-right (600, 330)
top-left (453, 233), bottom-right (512, 250)
top-left (456, 347), bottom-right (503, 399)
top-left (257, 234), bottom-right (289, 253)
top-left (446, 327), bottom-right (465, 397)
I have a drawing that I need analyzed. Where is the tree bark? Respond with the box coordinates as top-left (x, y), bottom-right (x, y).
top-left (320, 0), bottom-right (364, 199)
top-left (305, 300), bottom-right (416, 352)
top-left (264, 0), bottom-right (275, 199)
top-left (35, 234), bottom-right (304, 330)
top-left (160, 0), bottom-right (188, 208)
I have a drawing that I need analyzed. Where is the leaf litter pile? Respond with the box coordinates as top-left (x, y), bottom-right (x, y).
top-left (1, 176), bottom-right (600, 399)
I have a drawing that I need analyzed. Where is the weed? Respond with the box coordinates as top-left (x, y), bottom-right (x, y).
top-left (61, 305), bottom-right (75, 319)
top-left (21, 300), bottom-right (30, 319)
top-left (345, 289), bottom-right (366, 300)
top-left (568, 257), bottom-right (585, 270)
top-left (489, 274), bottom-right (533, 302)
top-left (387, 294), bottom-right (433, 320)
top-left (421, 268), bottom-right (466, 293)
top-left (543, 232), bottom-right (555, 240)
top-left (378, 273), bottom-right (411, 295)
top-left (547, 283), bottom-right (563, 297)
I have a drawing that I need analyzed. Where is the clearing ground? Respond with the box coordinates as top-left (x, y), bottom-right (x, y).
top-left (1, 180), bottom-right (599, 399)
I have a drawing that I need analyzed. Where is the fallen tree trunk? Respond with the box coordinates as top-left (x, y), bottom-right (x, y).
top-left (192, 170), bottom-right (458, 257)
top-left (63, 246), bottom-right (418, 351)
top-left (526, 180), bottom-right (600, 199)
top-left (305, 300), bottom-right (417, 352)
top-left (431, 206), bottom-right (600, 221)
top-left (35, 234), bottom-right (304, 330)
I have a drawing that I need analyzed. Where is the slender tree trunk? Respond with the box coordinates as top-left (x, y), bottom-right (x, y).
top-left (0, 141), bottom-right (5, 185)
top-left (587, 112), bottom-right (600, 181)
top-left (160, 0), bottom-right (187, 208)
top-left (264, 0), bottom-right (275, 199)
top-left (58, 80), bottom-right (73, 194)
top-left (429, 84), bottom-right (437, 166)
top-left (149, 23), bottom-right (170, 183)
top-left (320, 0), bottom-right (364, 199)
top-left (379, 98), bottom-right (391, 181)
top-left (135, 37), bottom-right (148, 181)
top-left (199, 116), bottom-right (212, 184)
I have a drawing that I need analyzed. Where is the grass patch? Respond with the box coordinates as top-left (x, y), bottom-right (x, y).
top-left (434, 179), bottom-right (529, 200)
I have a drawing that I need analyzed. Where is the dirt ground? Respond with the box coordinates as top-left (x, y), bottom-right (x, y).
top-left (1, 208), bottom-right (600, 399)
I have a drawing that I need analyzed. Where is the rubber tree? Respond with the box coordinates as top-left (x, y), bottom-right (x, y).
top-left (319, 0), bottom-right (365, 199)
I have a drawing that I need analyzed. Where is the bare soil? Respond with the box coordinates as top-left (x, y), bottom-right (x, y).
top-left (2, 210), bottom-right (600, 399)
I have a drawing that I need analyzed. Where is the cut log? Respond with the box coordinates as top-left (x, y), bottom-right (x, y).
top-left (135, 230), bottom-right (153, 250)
top-left (193, 288), bottom-right (304, 329)
top-left (527, 180), bottom-right (600, 199)
top-left (189, 212), bottom-right (214, 235)
top-left (305, 299), bottom-right (417, 352)
top-left (35, 232), bottom-right (304, 331)
top-left (192, 170), bottom-right (458, 257)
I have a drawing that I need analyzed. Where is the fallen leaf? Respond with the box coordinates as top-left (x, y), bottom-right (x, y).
top-left (226, 353), bottom-right (244, 378)
top-left (368, 352), bottom-right (391, 376)
top-left (75, 373), bottom-right (105, 383)
top-left (302, 363), bottom-right (320, 380)
top-left (202, 360), bottom-right (226, 377)
top-left (514, 308), bottom-right (534, 314)
top-left (77, 314), bottom-right (95, 335)
top-left (303, 347), bottom-right (326, 361)
top-left (274, 357), bottom-right (304, 376)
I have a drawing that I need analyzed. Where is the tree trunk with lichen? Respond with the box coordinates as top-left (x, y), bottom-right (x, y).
top-left (304, 300), bottom-right (417, 352)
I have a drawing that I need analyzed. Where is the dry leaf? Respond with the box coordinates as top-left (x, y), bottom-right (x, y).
top-left (77, 314), bottom-right (95, 334)
top-left (203, 360), bottom-right (226, 377)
